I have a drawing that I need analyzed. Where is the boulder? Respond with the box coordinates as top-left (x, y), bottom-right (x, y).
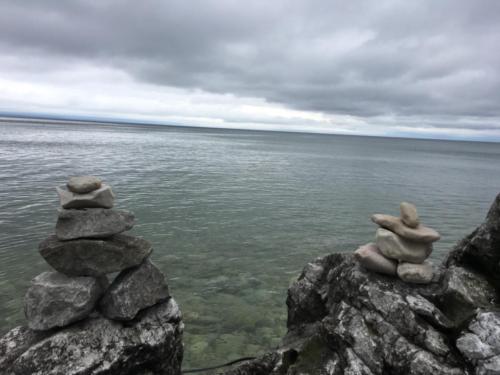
top-left (354, 242), bottom-right (398, 276)
top-left (400, 201), bottom-right (420, 228)
top-left (24, 272), bottom-right (105, 331)
top-left (67, 176), bottom-right (102, 194)
top-left (39, 234), bottom-right (152, 277)
top-left (56, 184), bottom-right (115, 209)
top-left (446, 192), bottom-right (500, 289)
top-left (397, 261), bottom-right (434, 284)
top-left (100, 259), bottom-right (169, 321)
top-left (456, 311), bottom-right (500, 375)
top-left (376, 228), bottom-right (432, 263)
top-left (372, 214), bottom-right (440, 243)
top-left (56, 208), bottom-right (135, 240)
top-left (0, 298), bottom-right (183, 375)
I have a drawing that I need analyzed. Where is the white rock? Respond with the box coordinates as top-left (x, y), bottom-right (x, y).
top-left (400, 202), bottom-right (420, 228)
top-left (397, 261), bottom-right (434, 284)
top-left (67, 176), bottom-right (102, 194)
top-left (57, 184), bottom-right (115, 209)
top-left (376, 228), bottom-right (432, 263)
top-left (354, 243), bottom-right (397, 276)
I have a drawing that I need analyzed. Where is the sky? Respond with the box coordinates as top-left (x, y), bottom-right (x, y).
top-left (1, 0), bottom-right (500, 141)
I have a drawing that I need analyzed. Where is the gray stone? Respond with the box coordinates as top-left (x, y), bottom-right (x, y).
top-left (39, 234), bottom-right (153, 277)
top-left (397, 261), bottom-right (434, 284)
top-left (457, 311), bottom-right (500, 375)
top-left (372, 214), bottom-right (440, 243)
top-left (0, 326), bottom-right (49, 371)
top-left (56, 184), bottom-right (115, 209)
top-left (100, 259), bottom-right (169, 321)
top-left (376, 228), bottom-right (433, 263)
top-left (24, 272), bottom-right (105, 331)
top-left (400, 201), bottom-right (420, 228)
top-left (1, 298), bottom-right (183, 375)
top-left (354, 242), bottom-right (398, 276)
top-left (56, 208), bottom-right (135, 240)
top-left (67, 176), bottom-right (102, 194)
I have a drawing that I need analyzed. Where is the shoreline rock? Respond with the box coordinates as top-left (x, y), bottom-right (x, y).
top-left (57, 184), bottom-right (115, 209)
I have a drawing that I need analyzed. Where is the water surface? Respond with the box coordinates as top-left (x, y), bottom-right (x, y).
top-left (1, 120), bottom-right (499, 368)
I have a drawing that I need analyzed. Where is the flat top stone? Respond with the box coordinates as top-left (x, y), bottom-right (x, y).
top-left (372, 214), bottom-right (440, 243)
top-left (67, 176), bottom-right (102, 194)
top-left (57, 184), bottom-right (115, 209)
top-left (400, 202), bottom-right (420, 228)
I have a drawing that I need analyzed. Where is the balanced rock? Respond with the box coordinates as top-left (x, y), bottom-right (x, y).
top-left (0, 299), bottom-right (183, 375)
top-left (372, 214), bottom-right (440, 243)
top-left (24, 272), bottom-right (105, 331)
top-left (354, 242), bottom-right (397, 276)
top-left (57, 184), bottom-right (115, 209)
top-left (376, 228), bottom-right (432, 263)
top-left (397, 261), bottom-right (434, 284)
top-left (100, 259), bottom-right (169, 320)
top-left (56, 208), bottom-right (135, 240)
top-left (400, 202), bottom-right (419, 228)
top-left (67, 176), bottom-right (102, 194)
top-left (39, 234), bottom-right (152, 276)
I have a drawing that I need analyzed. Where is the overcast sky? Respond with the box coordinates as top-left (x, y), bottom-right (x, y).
top-left (1, 0), bottom-right (499, 140)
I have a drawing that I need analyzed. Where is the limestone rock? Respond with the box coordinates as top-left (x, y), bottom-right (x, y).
top-left (67, 176), bottom-right (102, 194)
top-left (376, 228), bottom-right (432, 263)
top-left (24, 272), bottom-right (105, 331)
top-left (397, 261), bottom-right (434, 284)
top-left (100, 259), bottom-right (169, 320)
top-left (400, 201), bottom-right (420, 228)
top-left (56, 208), bottom-right (135, 240)
top-left (372, 214), bottom-right (440, 243)
top-left (39, 234), bottom-right (152, 276)
top-left (457, 311), bottom-right (500, 375)
top-left (354, 242), bottom-right (397, 276)
top-left (446, 192), bottom-right (500, 289)
top-left (0, 299), bottom-right (183, 375)
top-left (56, 184), bottom-right (115, 209)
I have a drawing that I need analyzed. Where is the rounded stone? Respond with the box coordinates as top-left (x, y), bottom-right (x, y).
top-left (400, 202), bottom-right (420, 228)
top-left (397, 261), bottom-right (434, 284)
top-left (67, 176), bottom-right (102, 194)
top-left (376, 228), bottom-right (433, 263)
top-left (354, 243), bottom-right (397, 276)
top-left (371, 214), bottom-right (440, 243)
top-left (56, 184), bottom-right (115, 209)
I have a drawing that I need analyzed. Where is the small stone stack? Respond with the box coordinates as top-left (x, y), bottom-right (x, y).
top-left (354, 202), bottom-right (441, 284)
top-left (25, 176), bottom-right (170, 330)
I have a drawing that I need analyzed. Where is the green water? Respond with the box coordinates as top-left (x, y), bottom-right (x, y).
top-left (1, 120), bottom-right (500, 368)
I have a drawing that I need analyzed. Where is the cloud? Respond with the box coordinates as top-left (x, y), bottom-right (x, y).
top-left (0, 0), bottom-right (499, 140)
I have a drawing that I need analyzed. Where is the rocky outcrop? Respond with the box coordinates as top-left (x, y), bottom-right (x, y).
top-left (0, 298), bottom-right (183, 375)
top-left (224, 194), bottom-right (500, 375)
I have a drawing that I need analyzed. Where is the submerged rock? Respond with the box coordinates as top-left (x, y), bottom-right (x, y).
top-left (376, 227), bottom-right (432, 263)
top-left (372, 213), bottom-right (440, 243)
top-left (39, 234), bottom-right (152, 276)
top-left (56, 208), bottom-right (135, 240)
top-left (0, 298), bottom-right (183, 375)
top-left (67, 176), bottom-right (102, 194)
top-left (397, 261), bottom-right (434, 284)
top-left (400, 201), bottom-right (420, 228)
top-left (100, 259), bottom-right (169, 320)
top-left (354, 242), bottom-right (398, 276)
top-left (57, 184), bottom-right (115, 209)
top-left (24, 272), bottom-right (105, 331)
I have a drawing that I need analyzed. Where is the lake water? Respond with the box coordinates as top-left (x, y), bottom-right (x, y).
top-left (1, 120), bottom-right (500, 369)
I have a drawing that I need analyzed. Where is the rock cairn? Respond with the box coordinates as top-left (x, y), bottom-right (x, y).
top-left (354, 202), bottom-right (440, 283)
top-left (0, 176), bottom-right (183, 374)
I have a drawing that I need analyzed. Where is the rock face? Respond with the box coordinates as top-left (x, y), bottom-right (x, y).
top-left (67, 176), bottom-right (102, 194)
top-left (400, 201), bottom-right (420, 228)
top-left (100, 259), bottom-right (170, 320)
top-left (57, 184), bottom-right (115, 209)
top-left (354, 242), bottom-right (397, 275)
top-left (56, 208), bottom-right (135, 240)
top-left (24, 272), bottom-right (105, 331)
top-left (0, 298), bottom-right (183, 375)
top-left (376, 227), bottom-right (432, 263)
top-left (39, 234), bottom-right (152, 276)
top-left (371, 213), bottom-right (440, 243)
top-left (224, 193), bottom-right (500, 375)
top-left (397, 261), bottom-right (434, 284)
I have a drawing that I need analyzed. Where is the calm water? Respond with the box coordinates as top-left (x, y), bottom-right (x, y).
top-left (1, 120), bottom-right (500, 368)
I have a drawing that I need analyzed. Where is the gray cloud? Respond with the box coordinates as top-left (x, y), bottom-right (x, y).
top-left (1, 0), bottom-right (500, 133)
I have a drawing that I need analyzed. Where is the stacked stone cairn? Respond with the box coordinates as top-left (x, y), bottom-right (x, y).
top-left (25, 176), bottom-right (170, 330)
top-left (354, 202), bottom-right (441, 284)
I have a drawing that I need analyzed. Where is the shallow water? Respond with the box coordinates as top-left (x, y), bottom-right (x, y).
top-left (1, 120), bottom-right (499, 368)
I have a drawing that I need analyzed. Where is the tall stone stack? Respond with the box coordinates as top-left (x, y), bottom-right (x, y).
top-left (354, 202), bottom-right (441, 283)
top-left (0, 176), bottom-right (183, 375)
